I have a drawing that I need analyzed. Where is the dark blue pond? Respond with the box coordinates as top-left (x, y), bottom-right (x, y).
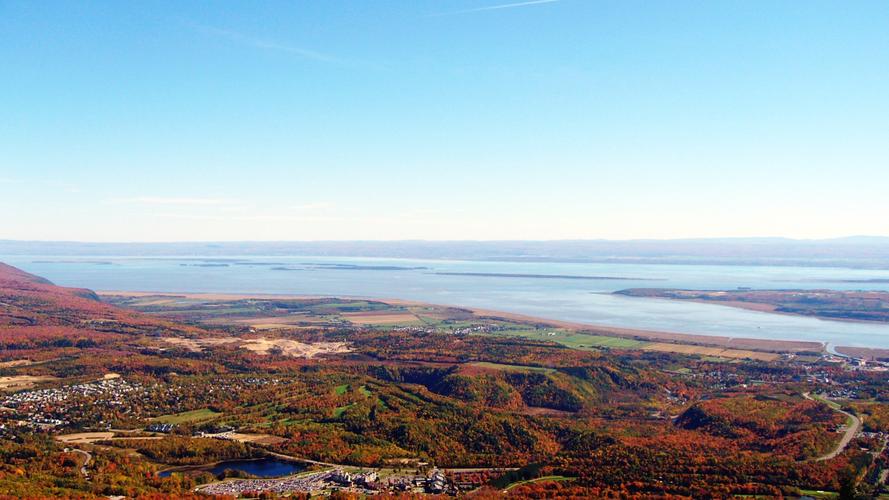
top-left (159, 458), bottom-right (305, 478)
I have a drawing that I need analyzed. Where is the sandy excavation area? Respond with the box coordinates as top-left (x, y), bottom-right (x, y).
top-left (213, 432), bottom-right (288, 445)
top-left (0, 360), bottom-right (33, 368)
top-left (55, 432), bottom-right (115, 444)
top-left (0, 375), bottom-right (58, 391)
top-left (163, 336), bottom-right (351, 358)
top-left (240, 338), bottom-right (351, 358)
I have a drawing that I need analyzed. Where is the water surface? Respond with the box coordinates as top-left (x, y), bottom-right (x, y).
top-left (159, 458), bottom-right (304, 478)
top-left (7, 255), bottom-right (889, 349)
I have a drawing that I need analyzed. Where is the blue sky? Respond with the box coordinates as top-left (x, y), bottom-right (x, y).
top-left (2, 0), bottom-right (887, 241)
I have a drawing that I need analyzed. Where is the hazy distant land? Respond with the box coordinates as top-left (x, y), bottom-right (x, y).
top-left (6, 236), bottom-right (889, 269)
top-left (616, 288), bottom-right (889, 324)
top-left (434, 272), bottom-right (656, 281)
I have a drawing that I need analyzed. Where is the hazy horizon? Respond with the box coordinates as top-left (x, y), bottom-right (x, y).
top-left (4, 235), bottom-right (889, 244)
top-left (6, 237), bottom-right (889, 270)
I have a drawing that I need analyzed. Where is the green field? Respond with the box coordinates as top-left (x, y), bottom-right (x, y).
top-left (480, 328), bottom-right (646, 350)
top-left (798, 489), bottom-right (838, 499)
top-left (333, 384), bottom-right (349, 395)
top-left (468, 361), bottom-right (556, 373)
top-left (504, 475), bottom-right (574, 491)
top-left (152, 408), bottom-right (222, 424)
top-left (312, 300), bottom-right (391, 313)
top-left (811, 393), bottom-right (841, 410)
top-left (332, 403), bottom-right (355, 418)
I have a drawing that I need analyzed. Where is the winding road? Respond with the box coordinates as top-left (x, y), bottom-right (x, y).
top-left (70, 448), bottom-right (92, 477)
top-left (802, 392), bottom-right (861, 461)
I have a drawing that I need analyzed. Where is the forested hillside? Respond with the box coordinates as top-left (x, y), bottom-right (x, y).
top-left (0, 263), bottom-right (886, 498)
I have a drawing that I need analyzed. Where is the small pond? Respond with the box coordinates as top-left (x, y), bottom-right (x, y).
top-left (159, 457), bottom-right (306, 478)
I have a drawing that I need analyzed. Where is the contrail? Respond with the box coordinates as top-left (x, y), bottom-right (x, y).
top-left (432, 0), bottom-right (560, 16)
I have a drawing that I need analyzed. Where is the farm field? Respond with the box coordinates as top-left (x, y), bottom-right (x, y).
top-left (480, 329), bottom-right (648, 350)
top-left (341, 311), bottom-right (424, 325)
top-left (643, 343), bottom-right (781, 361)
top-left (152, 408), bottom-right (222, 425)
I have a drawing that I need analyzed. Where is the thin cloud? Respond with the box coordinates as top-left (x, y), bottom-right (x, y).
top-left (189, 22), bottom-right (384, 70)
top-left (193, 23), bottom-right (340, 63)
top-left (289, 202), bottom-right (335, 211)
top-left (431, 0), bottom-right (559, 16)
top-left (114, 197), bottom-right (237, 206)
top-left (156, 213), bottom-right (343, 223)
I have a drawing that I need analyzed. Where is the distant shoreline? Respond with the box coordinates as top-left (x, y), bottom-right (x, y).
top-left (97, 290), bottom-right (829, 355)
top-left (432, 272), bottom-right (659, 281)
top-left (615, 288), bottom-right (889, 325)
top-left (7, 236), bottom-right (889, 273)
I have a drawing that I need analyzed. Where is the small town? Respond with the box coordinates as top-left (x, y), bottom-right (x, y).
top-left (196, 467), bottom-right (454, 497)
top-left (0, 376), bottom-right (145, 429)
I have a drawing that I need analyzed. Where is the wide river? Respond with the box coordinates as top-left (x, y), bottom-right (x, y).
top-left (6, 255), bottom-right (889, 349)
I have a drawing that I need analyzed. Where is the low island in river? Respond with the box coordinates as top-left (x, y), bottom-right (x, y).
top-left (615, 288), bottom-right (889, 323)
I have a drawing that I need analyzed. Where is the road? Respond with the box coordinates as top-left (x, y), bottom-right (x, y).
top-left (69, 448), bottom-right (92, 477)
top-left (802, 392), bottom-right (861, 461)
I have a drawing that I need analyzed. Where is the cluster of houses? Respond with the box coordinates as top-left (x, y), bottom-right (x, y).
top-left (822, 386), bottom-right (862, 400)
top-left (196, 467), bottom-right (456, 496)
top-left (681, 369), bottom-right (750, 391)
top-left (426, 469), bottom-right (448, 493)
top-left (822, 354), bottom-right (889, 372)
top-left (326, 467), bottom-right (450, 494)
top-left (847, 358), bottom-right (889, 372)
top-left (329, 469), bottom-right (379, 488)
top-left (0, 377), bottom-right (144, 429)
top-left (146, 422), bottom-right (176, 433)
top-left (449, 324), bottom-right (508, 336)
top-left (197, 469), bottom-right (360, 497)
top-left (365, 469), bottom-right (449, 493)
top-left (392, 323), bottom-right (509, 337)
top-left (393, 326), bottom-right (438, 335)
